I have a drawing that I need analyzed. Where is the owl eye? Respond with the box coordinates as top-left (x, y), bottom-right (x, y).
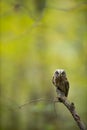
top-left (61, 71), bottom-right (66, 75)
top-left (55, 71), bottom-right (59, 75)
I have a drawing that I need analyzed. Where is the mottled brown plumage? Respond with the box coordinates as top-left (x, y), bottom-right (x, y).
top-left (52, 69), bottom-right (69, 97)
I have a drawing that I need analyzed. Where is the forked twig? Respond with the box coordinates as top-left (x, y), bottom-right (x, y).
top-left (18, 96), bottom-right (86, 130)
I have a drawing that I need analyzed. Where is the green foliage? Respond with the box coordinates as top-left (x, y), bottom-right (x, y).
top-left (0, 0), bottom-right (87, 130)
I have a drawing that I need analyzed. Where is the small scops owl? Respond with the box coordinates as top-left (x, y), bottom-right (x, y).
top-left (52, 69), bottom-right (69, 97)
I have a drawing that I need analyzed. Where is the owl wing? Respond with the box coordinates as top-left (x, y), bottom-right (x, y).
top-left (65, 81), bottom-right (69, 97)
top-left (52, 76), bottom-right (54, 85)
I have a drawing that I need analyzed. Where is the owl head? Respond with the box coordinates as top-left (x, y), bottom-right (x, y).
top-left (54, 69), bottom-right (66, 78)
top-left (52, 69), bottom-right (67, 85)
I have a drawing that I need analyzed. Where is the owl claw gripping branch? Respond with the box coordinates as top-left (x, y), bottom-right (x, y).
top-left (52, 69), bottom-right (69, 100)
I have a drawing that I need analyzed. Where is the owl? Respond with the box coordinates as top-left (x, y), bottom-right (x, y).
top-left (52, 69), bottom-right (69, 98)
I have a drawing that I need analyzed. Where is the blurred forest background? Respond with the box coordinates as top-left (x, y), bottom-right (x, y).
top-left (0, 0), bottom-right (87, 130)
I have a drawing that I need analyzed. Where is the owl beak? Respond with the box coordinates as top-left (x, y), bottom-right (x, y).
top-left (59, 73), bottom-right (61, 77)
top-left (59, 73), bottom-right (62, 79)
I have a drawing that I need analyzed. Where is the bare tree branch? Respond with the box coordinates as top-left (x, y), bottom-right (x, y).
top-left (55, 95), bottom-right (87, 130)
top-left (18, 95), bottom-right (86, 130)
top-left (18, 98), bottom-right (53, 109)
